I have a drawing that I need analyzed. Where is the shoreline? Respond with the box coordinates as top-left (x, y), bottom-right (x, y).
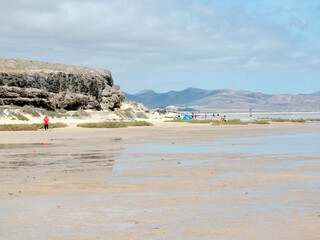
top-left (0, 120), bottom-right (318, 144)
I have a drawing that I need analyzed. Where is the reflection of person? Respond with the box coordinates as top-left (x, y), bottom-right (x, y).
top-left (43, 116), bottom-right (49, 130)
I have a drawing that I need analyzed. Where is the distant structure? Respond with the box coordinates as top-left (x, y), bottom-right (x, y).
top-left (0, 57), bottom-right (125, 110)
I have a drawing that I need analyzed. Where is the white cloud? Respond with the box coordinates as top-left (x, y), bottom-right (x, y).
top-left (0, 0), bottom-right (318, 73)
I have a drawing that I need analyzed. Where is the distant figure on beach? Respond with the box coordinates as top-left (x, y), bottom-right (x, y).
top-left (191, 112), bottom-right (194, 119)
top-left (195, 113), bottom-right (197, 119)
top-left (43, 116), bottom-right (49, 130)
top-left (213, 113), bottom-right (215, 118)
top-left (205, 113), bottom-right (207, 119)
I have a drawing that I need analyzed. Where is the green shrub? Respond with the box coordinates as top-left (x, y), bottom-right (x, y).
top-left (123, 108), bottom-right (134, 118)
top-left (271, 118), bottom-right (290, 122)
top-left (291, 118), bottom-right (306, 123)
top-left (224, 119), bottom-right (247, 125)
top-left (22, 106), bottom-right (41, 117)
top-left (136, 112), bottom-right (148, 119)
top-left (50, 122), bottom-right (68, 128)
top-left (71, 110), bottom-right (90, 118)
top-left (40, 109), bottom-right (59, 118)
top-left (0, 122), bottom-right (67, 131)
top-left (306, 118), bottom-right (320, 122)
top-left (12, 113), bottom-right (29, 121)
top-left (249, 120), bottom-right (270, 124)
top-left (257, 117), bottom-right (272, 120)
top-left (211, 120), bottom-right (221, 125)
top-left (56, 109), bottom-right (70, 118)
top-left (0, 124), bottom-right (39, 131)
top-left (0, 108), bottom-right (5, 117)
top-left (113, 111), bottom-right (124, 118)
top-left (77, 121), bottom-right (153, 128)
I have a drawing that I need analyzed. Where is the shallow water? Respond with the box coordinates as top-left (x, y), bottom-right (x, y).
top-left (123, 132), bottom-right (320, 156)
top-left (110, 129), bottom-right (320, 185)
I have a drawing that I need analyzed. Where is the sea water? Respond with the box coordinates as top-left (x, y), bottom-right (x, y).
top-left (194, 112), bottom-right (320, 121)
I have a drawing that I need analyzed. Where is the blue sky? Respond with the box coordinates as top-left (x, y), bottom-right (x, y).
top-left (0, 0), bottom-right (319, 94)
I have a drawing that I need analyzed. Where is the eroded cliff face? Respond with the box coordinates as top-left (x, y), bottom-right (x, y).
top-left (0, 57), bottom-right (125, 110)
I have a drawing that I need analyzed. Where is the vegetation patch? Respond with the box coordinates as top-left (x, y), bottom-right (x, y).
top-left (12, 113), bottom-right (29, 121)
top-left (56, 109), bottom-right (71, 118)
top-left (221, 119), bottom-right (248, 125)
top-left (123, 108), bottom-right (134, 118)
top-left (306, 118), bottom-right (320, 121)
top-left (291, 118), bottom-right (306, 123)
top-left (77, 121), bottom-right (153, 128)
top-left (136, 112), bottom-right (148, 119)
top-left (270, 118), bottom-right (292, 122)
top-left (39, 109), bottom-right (60, 118)
top-left (113, 111), bottom-right (124, 118)
top-left (71, 110), bottom-right (91, 118)
top-left (0, 108), bottom-right (5, 117)
top-left (249, 120), bottom-right (270, 124)
top-left (0, 122), bottom-right (68, 131)
top-left (269, 118), bottom-right (313, 123)
top-left (22, 106), bottom-right (41, 117)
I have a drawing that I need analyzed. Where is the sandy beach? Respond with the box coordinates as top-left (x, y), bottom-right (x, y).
top-left (0, 121), bottom-right (319, 239)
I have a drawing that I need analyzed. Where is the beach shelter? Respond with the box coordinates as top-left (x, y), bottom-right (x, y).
top-left (182, 114), bottom-right (192, 120)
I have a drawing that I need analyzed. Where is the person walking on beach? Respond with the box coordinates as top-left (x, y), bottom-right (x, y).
top-left (43, 116), bottom-right (49, 130)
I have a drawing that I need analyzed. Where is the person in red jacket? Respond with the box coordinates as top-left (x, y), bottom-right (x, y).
top-left (43, 116), bottom-right (49, 130)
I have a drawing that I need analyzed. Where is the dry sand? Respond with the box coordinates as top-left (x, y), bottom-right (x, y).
top-left (0, 121), bottom-right (319, 239)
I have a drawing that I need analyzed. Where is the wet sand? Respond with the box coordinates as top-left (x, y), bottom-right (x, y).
top-left (0, 122), bottom-right (320, 240)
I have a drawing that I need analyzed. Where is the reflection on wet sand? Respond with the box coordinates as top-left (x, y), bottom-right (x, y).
top-left (0, 140), bottom-right (121, 187)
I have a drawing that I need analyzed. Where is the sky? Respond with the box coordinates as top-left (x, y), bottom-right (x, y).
top-left (0, 0), bottom-right (319, 94)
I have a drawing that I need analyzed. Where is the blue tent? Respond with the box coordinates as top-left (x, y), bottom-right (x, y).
top-left (182, 114), bottom-right (192, 120)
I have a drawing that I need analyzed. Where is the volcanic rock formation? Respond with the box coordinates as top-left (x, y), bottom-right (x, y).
top-left (0, 57), bottom-right (125, 110)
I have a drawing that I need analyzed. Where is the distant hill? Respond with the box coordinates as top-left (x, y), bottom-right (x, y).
top-left (125, 88), bottom-right (320, 112)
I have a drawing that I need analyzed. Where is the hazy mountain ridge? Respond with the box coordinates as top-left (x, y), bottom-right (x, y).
top-left (125, 88), bottom-right (320, 112)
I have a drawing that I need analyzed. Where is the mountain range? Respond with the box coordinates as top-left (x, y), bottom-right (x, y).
top-left (125, 88), bottom-right (320, 112)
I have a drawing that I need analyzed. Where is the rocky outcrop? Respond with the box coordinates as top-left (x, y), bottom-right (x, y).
top-left (0, 57), bottom-right (125, 110)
